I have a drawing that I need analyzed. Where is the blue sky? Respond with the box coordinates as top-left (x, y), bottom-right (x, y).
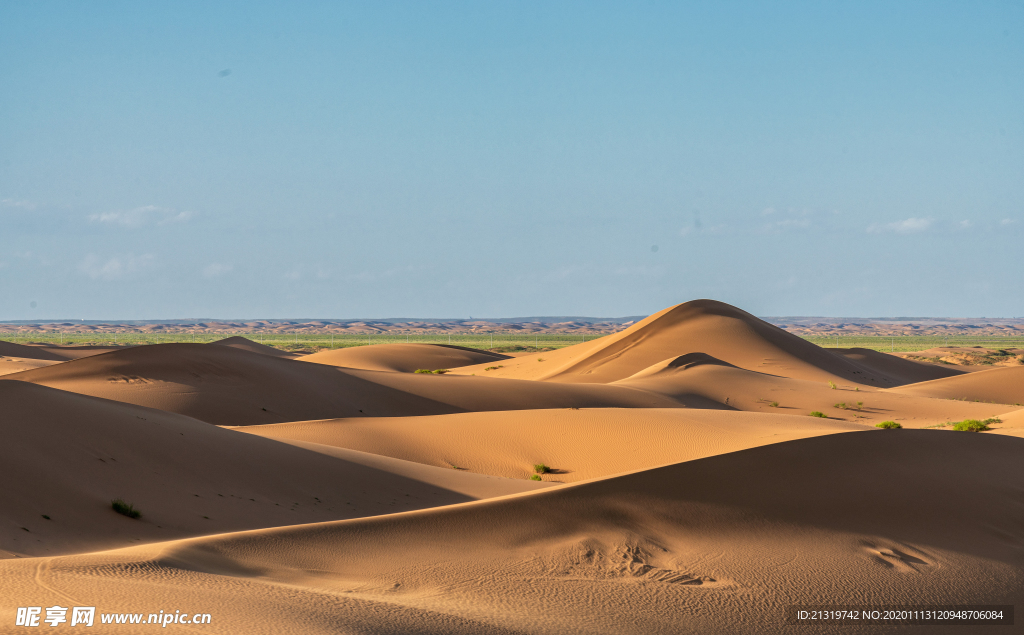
top-left (2, 1), bottom-right (1022, 320)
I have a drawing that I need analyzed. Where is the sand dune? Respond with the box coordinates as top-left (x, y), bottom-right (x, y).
top-left (888, 366), bottom-right (1024, 406)
top-left (235, 408), bottom-right (866, 482)
top-left (834, 347), bottom-right (964, 383)
top-left (0, 381), bottom-right (542, 558)
top-left (0, 356), bottom-right (61, 376)
top-left (0, 340), bottom-right (67, 361)
top-left (612, 353), bottom-right (1013, 427)
top-left (453, 300), bottom-right (920, 386)
top-left (302, 343), bottom-right (510, 372)
top-left (209, 336), bottom-right (300, 359)
top-left (1, 343), bottom-right (698, 425)
top-left (3, 431), bottom-right (1021, 634)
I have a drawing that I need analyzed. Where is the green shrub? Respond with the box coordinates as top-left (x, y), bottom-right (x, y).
top-left (484, 366), bottom-right (501, 371)
top-left (952, 419), bottom-right (989, 432)
top-left (809, 411), bottom-right (826, 418)
top-left (828, 381), bottom-right (837, 390)
top-left (834, 402), bottom-right (847, 410)
top-left (875, 421), bottom-right (902, 429)
top-left (432, 369), bottom-right (450, 374)
top-left (414, 369), bottom-right (450, 374)
top-left (533, 463), bottom-right (550, 474)
top-left (111, 498), bottom-right (141, 519)
top-left (769, 401), bottom-right (779, 408)
top-left (414, 369), bottom-right (432, 374)
top-left (530, 474), bottom-right (542, 481)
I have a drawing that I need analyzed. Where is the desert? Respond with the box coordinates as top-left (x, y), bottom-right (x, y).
top-left (1, 299), bottom-right (1022, 633)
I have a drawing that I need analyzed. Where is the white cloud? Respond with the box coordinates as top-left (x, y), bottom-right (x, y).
top-left (78, 253), bottom-right (155, 280)
top-left (89, 205), bottom-right (196, 227)
top-left (1000, 218), bottom-right (1017, 226)
top-left (867, 217), bottom-right (933, 234)
top-left (1, 198), bottom-right (38, 210)
top-left (202, 262), bottom-right (233, 278)
top-left (959, 220), bottom-right (973, 229)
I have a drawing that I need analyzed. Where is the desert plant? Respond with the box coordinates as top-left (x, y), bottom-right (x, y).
top-left (432, 369), bottom-right (450, 374)
top-left (769, 401), bottom-right (779, 408)
top-left (533, 463), bottom-right (550, 474)
top-left (876, 421), bottom-right (902, 429)
top-left (484, 366), bottom-right (500, 371)
top-left (855, 401), bottom-right (864, 410)
top-left (537, 358), bottom-right (545, 362)
top-left (953, 419), bottom-right (989, 432)
top-left (530, 474), bottom-right (542, 481)
top-left (828, 381), bottom-right (837, 390)
top-left (111, 498), bottom-right (141, 519)
top-left (982, 417), bottom-right (1002, 425)
top-left (414, 369), bottom-right (432, 374)
top-left (809, 411), bottom-right (826, 418)
top-left (834, 402), bottom-right (847, 410)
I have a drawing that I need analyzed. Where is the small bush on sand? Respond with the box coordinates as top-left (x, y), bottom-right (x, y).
top-left (533, 463), bottom-right (550, 474)
top-left (484, 366), bottom-right (502, 371)
top-left (111, 499), bottom-right (141, 519)
top-left (530, 474), bottom-right (542, 481)
top-left (834, 402), bottom-right (847, 410)
top-left (953, 419), bottom-right (989, 432)
top-left (876, 421), bottom-right (902, 429)
top-left (828, 381), bottom-right (837, 390)
top-left (432, 369), bottom-right (450, 374)
top-left (769, 401), bottom-right (779, 408)
top-left (414, 369), bottom-right (432, 374)
top-left (809, 411), bottom-right (826, 418)
top-left (414, 369), bottom-right (449, 374)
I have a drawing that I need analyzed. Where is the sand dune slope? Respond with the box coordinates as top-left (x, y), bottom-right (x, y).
top-left (3, 431), bottom-right (1021, 634)
top-left (0, 356), bottom-right (62, 376)
top-left (453, 300), bottom-right (909, 386)
top-left (1, 344), bottom-right (698, 425)
top-left (834, 347), bottom-right (964, 383)
top-left (302, 343), bottom-right (511, 372)
top-left (888, 366), bottom-right (1024, 406)
top-left (209, 336), bottom-right (299, 359)
top-left (613, 353), bottom-right (1013, 427)
top-left (0, 381), bottom-right (542, 558)
top-left (0, 340), bottom-right (67, 361)
top-left (235, 408), bottom-right (866, 482)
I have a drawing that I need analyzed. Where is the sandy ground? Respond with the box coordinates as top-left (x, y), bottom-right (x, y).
top-left (2, 299), bottom-right (1022, 634)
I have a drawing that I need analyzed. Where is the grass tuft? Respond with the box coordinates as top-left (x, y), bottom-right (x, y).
top-left (809, 411), bottom-right (826, 418)
top-left (834, 402), bottom-right (847, 410)
top-left (952, 419), bottom-right (990, 432)
top-left (875, 421), bottom-right (902, 429)
top-left (769, 401), bottom-right (779, 408)
top-left (828, 381), bottom-right (837, 390)
top-left (530, 474), bottom-right (542, 481)
top-left (111, 498), bottom-right (141, 519)
top-left (533, 463), bottom-right (550, 474)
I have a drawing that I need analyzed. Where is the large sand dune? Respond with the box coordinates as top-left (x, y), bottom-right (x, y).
top-left (453, 300), bottom-right (929, 386)
top-left (0, 343), bottom-right (701, 425)
top-left (2, 431), bottom-right (1021, 634)
top-left (302, 342), bottom-right (510, 372)
top-left (888, 365), bottom-right (1024, 405)
top-left (0, 381), bottom-right (542, 558)
top-left (235, 408), bottom-right (867, 482)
